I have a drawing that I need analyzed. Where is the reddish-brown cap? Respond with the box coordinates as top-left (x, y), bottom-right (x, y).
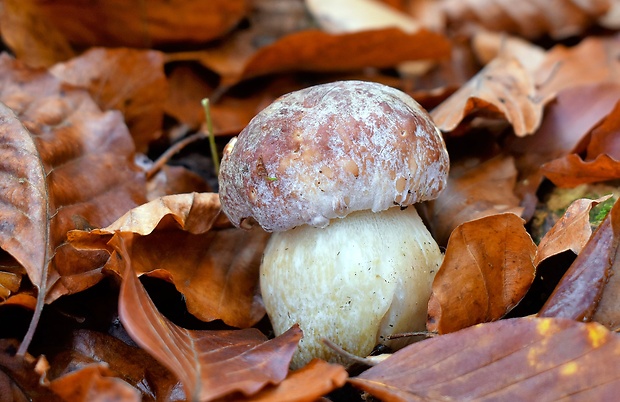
top-left (218, 80), bottom-right (449, 232)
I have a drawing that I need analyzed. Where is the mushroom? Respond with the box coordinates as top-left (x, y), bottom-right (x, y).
top-left (218, 80), bottom-right (449, 368)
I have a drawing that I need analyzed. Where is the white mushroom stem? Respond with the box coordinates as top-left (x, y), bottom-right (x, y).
top-left (261, 206), bottom-right (443, 368)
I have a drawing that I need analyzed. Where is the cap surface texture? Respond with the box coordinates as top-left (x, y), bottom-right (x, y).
top-left (218, 80), bottom-right (449, 232)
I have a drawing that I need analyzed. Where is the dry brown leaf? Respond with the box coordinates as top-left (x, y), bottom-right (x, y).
top-left (539, 198), bottom-right (620, 320)
top-left (592, 243), bottom-right (620, 330)
top-left (0, 54), bottom-right (147, 354)
top-left (426, 155), bottom-right (524, 246)
top-left (441, 0), bottom-right (611, 40)
top-left (236, 359), bottom-right (348, 402)
top-left (50, 48), bottom-right (167, 152)
top-left (242, 28), bottom-right (451, 79)
top-left (541, 154), bottom-right (620, 188)
top-left (471, 29), bottom-right (546, 72)
top-left (0, 0), bottom-right (74, 67)
top-left (49, 363), bottom-right (141, 402)
top-left (350, 316), bottom-right (620, 400)
top-left (146, 165), bottom-right (211, 200)
top-left (535, 36), bottom-right (620, 103)
top-left (588, 99), bottom-right (620, 160)
top-left (116, 242), bottom-right (302, 402)
top-left (535, 196), bottom-right (612, 267)
top-left (69, 193), bottom-right (269, 328)
top-left (48, 329), bottom-right (182, 401)
top-left (431, 55), bottom-right (543, 136)
top-left (19, 0), bottom-right (247, 48)
top-left (509, 83), bottom-right (620, 209)
top-left (0, 339), bottom-right (61, 401)
top-left (427, 213), bottom-right (537, 334)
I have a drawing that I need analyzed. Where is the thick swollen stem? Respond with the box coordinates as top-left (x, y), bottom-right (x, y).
top-left (260, 206), bottom-right (443, 368)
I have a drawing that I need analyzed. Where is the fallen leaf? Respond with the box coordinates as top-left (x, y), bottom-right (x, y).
top-left (539, 198), bottom-right (620, 320)
top-left (69, 193), bottom-right (269, 328)
top-left (0, 0), bottom-right (74, 67)
top-left (0, 339), bottom-right (61, 401)
top-left (48, 329), bottom-right (182, 401)
top-left (147, 165), bottom-right (211, 200)
top-left (242, 28), bottom-right (451, 79)
top-left (541, 153), bottom-right (620, 188)
top-left (592, 247), bottom-right (620, 331)
top-left (236, 359), bottom-right (348, 402)
top-left (535, 196), bottom-right (612, 267)
top-left (426, 155), bottom-right (523, 246)
top-left (350, 316), bottom-right (620, 400)
top-left (509, 83), bottom-right (620, 207)
top-left (50, 47), bottom-right (167, 152)
top-left (587, 99), bottom-right (620, 160)
top-left (535, 36), bottom-right (620, 103)
top-left (471, 29), bottom-right (546, 72)
top-left (441, 0), bottom-right (611, 40)
top-left (431, 55), bottom-right (543, 136)
top-left (49, 363), bottom-right (141, 402)
top-left (20, 0), bottom-right (248, 48)
top-left (427, 213), bottom-right (537, 334)
top-left (116, 239), bottom-right (302, 401)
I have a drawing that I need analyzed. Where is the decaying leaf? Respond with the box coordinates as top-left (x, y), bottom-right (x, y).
top-left (535, 196), bottom-right (612, 267)
top-left (426, 155), bottom-right (523, 245)
top-left (541, 153), bottom-right (620, 188)
top-left (69, 193), bottom-right (269, 328)
top-left (441, 0), bottom-right (612, 40)
top-left (535, 36), bottom-right (620, 102)
top-left (50, 48), bottom-right (168, 152)
top-left (235, 359), bottom-right (348, 402)
top-left (242, 27), bottom-right (451, 79)
top-left (0, 339), bottom-right (61, 401)
top-left (117, 241), bottom-right (301, 402)
top-left (539, 198), bottom-right (620, 321)
top-left (427, 213), bottom-right (536, 334)
top-left (431, 55), bottom-right (543, 136)
top-left (49, 363), bottom-right (141, 402)
top-left (16, 0), bottom-right (248, 48)
top-left (0, 0), bottom-right (74, 67)
top-left (350, 316), bottom-right (620, 400)
top-left (47, 329), bottom-right (182, 401)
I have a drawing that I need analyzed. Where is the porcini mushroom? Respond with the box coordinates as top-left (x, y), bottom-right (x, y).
top-left (218, 80), bottom-right (449, 368)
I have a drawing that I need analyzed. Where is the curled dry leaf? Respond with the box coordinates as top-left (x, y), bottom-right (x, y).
top-left (242, 28), bottom-right (451, 79)
top-left (587, 100), bottom-right (620, 160)
top-left (47, 329), bottom-right (183, 401)
top-left (0, 339), bottom-right (61, 401)
top-left (50, 48), bottom-right (167, 152)
top-left (350, 316), bottom-right (620, 401)
top-left (236, 359), bottom-right (348, 402)
top-left (535, 36), bottom-right (620, 103)
top-left (49, 363), bottom-right (141, 402)
top-left (116, 242), bottom-right (302, 402)
top-left (427, 213), bottom-right (537, 334)
top-left (431, 55), bottom-right (543, 136)
top-left (539, 198), bottom-right (620, 321)
top-left (541, 154), bottom-right (620, 188)
top-left (441, 0), bottom-right (611, 40)
top-left (509, 83), bottom-right (620, 204)
top-left (0, 0), bottom-right (74, 67)
top-left (471, 29), bottom-right (546, 72)
top-left (426, 155), bottom-right (523, 246)
top-left (69, 193), bottom-right (269, 328)
top-left (535, 196), bottom-right (612, 267)
top-left (19, 0), bottom-right (248, 48)
top-left (0, 54), bottom-right (147, 301)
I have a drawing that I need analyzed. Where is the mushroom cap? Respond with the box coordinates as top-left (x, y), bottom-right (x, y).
top-left (218, 80), bottom-right (449, 232)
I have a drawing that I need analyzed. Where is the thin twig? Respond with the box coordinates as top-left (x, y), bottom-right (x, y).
top-left (321, 338), bottom-right (381, 367)
top-left (146, 131), bottom-right (206, 180)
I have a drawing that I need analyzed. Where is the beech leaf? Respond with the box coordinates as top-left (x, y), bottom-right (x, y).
top-left (426, 155), bottom-right (523, 245)
top-left (116, 237), bottom-right (302, 401)
top-left (350, 317), bottom-right (620, 401)
top-left (69, 193), bottom-right (269, 327)
top-left (427, 213), bottom-right (537, 334)
top-left (535, 196), bottom-right (612, 267)
top-left (431, 56), bottom-right (543, 136)
top-left (242, 28), bottom-right (451, 79)
top-left (539, 198), bottom-right (620, 321)
top-left (541, 153), bottom-right (620, 188)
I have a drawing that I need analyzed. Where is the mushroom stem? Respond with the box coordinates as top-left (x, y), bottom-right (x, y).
top-left (260, 206), bottom-right (443, 368)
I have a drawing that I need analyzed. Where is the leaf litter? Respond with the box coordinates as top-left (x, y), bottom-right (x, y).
top-left (1, 1), bottom-right (620, 400)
